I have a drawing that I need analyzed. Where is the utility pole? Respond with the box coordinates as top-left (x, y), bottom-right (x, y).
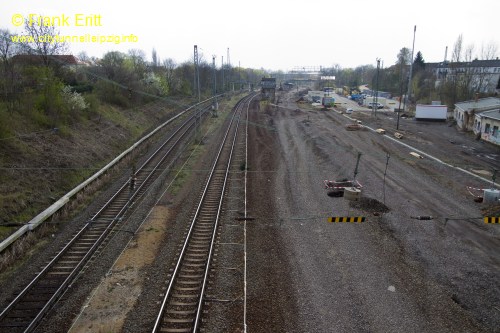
top-left (212, 55), bottom-right (218, 116)
top-left (221, 56), bottom-right (224, 93)
top-left (193, 45), bottom-right (200, 102)
top-left (227, 48), bottom-right (231, 92)
top-left (406, 25), bottom-right (417, 111)
top-left (374, 58), bottom-right (381, 117)
top-left (397, 59), bottom-right (404, 130)
top-left (353, 152), bottom-right (362, 182)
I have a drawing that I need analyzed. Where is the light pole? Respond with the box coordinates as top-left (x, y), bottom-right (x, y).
top-left (397, 59), bottom-right (404, 130)
top-left (212, 55), bottom-right (218, 116)
top-left (374, 58), bottom-right (381, 117)
top-left (406, 25), bottom-right (417, 111)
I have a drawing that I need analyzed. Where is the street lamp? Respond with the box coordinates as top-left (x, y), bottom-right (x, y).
top-left (406, 25), bottom-right (417, 111)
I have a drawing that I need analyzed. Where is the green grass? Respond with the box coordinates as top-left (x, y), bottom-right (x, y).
top-left (100, 105), bottom-right (148, 139)
top-left (0, 226), bottom-right (13, 240)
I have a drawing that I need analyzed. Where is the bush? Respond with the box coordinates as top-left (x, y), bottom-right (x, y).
top-left (61, 85), bottom-right (88, 113)
top-left (95, 81), bottom-right (130, 108)
top-left (0, 107), bottom-right (14, 139)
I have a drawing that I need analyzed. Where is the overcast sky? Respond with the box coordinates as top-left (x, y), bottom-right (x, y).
top-left (1, 0), bottom-right (499, 71)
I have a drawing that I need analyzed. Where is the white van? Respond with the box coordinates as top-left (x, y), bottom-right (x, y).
top-left (367, 102), bottom-right (384, 109)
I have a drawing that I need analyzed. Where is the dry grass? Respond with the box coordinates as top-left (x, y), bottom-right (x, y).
top-left (0, 223), bottom-right (56, 279)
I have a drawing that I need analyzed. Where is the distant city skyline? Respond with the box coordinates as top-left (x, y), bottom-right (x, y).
top-left (1, 0), bottom-right (499, 71)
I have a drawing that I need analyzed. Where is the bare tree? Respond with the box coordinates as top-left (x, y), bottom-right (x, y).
top-left (460, 43), bottom-right (476, 101)
top-left (0, 29), bottom-right (17, 64)
top-left (480, 42), bottom-right (498, 60)
top-left (77, 51), bottom-right (90, 63)
top-left (127, 49), bottom-right (147, 79)
top-left (443, 34), bottom-right (465, 106)
top-left (152, 48), bottom-right (158, 67)
top-left (451, 34), bottom-right (463, 62)
top-left (22, 16), bottom-right (68, 66)
top-left (0, 29), bottom-right (20, 111)
top-left (162, 58), bottom-right (177, 91)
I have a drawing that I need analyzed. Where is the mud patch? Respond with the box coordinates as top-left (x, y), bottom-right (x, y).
top-left (68, 206), bottom-right (169, 333)
top-left (349, 197), bottom-right (390, 214)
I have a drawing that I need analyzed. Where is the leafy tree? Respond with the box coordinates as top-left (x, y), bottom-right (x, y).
top-left (397, 47), bottom-right (411, 66)
top-left (100, 51), bottom-right (127, 80)
top-left (413, 51), bottom-right (425, 73)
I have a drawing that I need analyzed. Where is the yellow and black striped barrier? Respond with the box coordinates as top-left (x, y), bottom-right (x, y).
top-left (484, 217), bottom-right (499, 224)
top-left (327, 217), bottom-right (365, 223)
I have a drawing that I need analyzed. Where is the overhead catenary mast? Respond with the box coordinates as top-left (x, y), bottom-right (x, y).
top-left (212, 55), bottom-right (218, 116)
top-left (193, 45), bottom-right (200, 101)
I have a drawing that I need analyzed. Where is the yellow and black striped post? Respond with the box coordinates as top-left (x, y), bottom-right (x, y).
top-left (327, 217), bottom-right (365, 223)
top-left (484, 217), bottom-right (499, 224)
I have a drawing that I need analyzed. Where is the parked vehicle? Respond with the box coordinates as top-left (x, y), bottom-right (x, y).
top-left (367, 102), bottom-right (384, 109)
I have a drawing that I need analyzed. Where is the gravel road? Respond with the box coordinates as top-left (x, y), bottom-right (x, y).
top-left (245, 91), bottom-right (499, 333)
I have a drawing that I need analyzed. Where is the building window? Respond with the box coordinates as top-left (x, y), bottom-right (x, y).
top-left (493, 126), bottom-right (499, 137)
top-left (485, 123), bottom-right (490, 133)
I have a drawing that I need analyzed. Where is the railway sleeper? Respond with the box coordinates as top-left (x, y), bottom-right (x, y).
top-left (178, 274), bottom-right (204, 280)
top-left (174, 285), bottom-right (202, 291)
top-left (169, 300), bottom-right (198, 307)
top-left (5, 308), bottom-right (40, 317)
top-left (186, 252), bottom-right (208, 258)
top-left (195, 223), bottom-right (215, 229)
top-left (171, 293), bottom-right (199, 300)
top-left (177, 280), bottom-right (202, 286)
top-left (159, 327), bottom-right (193, 333)
top-left (163, 317), bottom-right (194, 324)
top-left (165, 309), bottom-right (196, 316)
top-left (189, 236), bottom-right (211, 242)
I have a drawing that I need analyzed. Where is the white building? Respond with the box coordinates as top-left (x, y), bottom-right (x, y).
top-left (454, 97), bottom-right (500, 131)
top-left (477, 109), bottom-right (500, 146)
top-left (433, 59), bottom-right (500, 94)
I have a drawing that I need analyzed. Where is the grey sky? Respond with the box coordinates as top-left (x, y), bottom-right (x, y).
top-left (2, 0), bottom-right (499, 71)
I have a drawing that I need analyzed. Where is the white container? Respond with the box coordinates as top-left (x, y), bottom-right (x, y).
top-left (344, 187), bottom-right (361, 201)
top-left (483, 189), bottom-right (500, 203)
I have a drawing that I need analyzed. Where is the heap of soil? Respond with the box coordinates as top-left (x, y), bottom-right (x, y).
top-left (481, 203), bottom-right (500, 217)
top-left (349, 196), bottom-right (390, 214)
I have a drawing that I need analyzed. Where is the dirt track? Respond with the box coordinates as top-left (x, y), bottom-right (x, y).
top-left (245, 90), bottom-right (499, 332)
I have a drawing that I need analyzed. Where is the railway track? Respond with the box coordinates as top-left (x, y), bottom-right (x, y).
top-left (152, 94), bottom-right (255, 333)
top-left (0, 104), bottom-right (210, 333)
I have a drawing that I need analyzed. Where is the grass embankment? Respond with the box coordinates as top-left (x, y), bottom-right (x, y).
top-left (0, 99), bottom-right (182, 239)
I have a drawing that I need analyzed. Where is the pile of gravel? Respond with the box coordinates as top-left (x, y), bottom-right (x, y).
top-left (349, 196), bottom-right (390, 214)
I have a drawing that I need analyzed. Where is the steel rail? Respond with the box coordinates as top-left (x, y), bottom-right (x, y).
top-left (0, 105), bottom-right (210, 333)
top-left (0, 98), bottom-right (216, 254)
top-left (152, 94), bottom-right (254, 333)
